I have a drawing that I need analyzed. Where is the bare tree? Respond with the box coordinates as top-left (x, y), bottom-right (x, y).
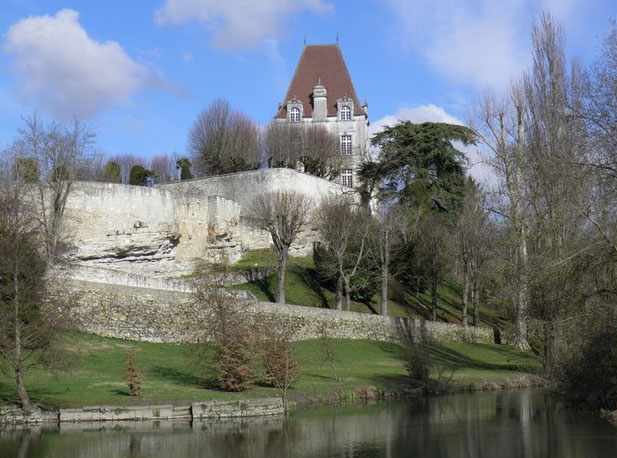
top-left (454, 178), bottom-right (490, 326)
top-left (417, 213), bottom-right (450, 321)
top-left (316, 195), bottom-right (371, 311)
top-left (188, 98), bottom-right (261, 176)
top-left (264, 122), bottom-right (341, 179)
top-left (150, 153), bottom-right (175, 184)
top-left (474, 86), bottom-right (531, 349)
top-left (9, 115), bottom-right (95, 266)
top-left (0, 177), bottom-right (71, 413)
top-left (264, 121), bottom-right (299, 169)
top-left (247, 191), bottom-right (312, 304)
top-left (110, 153), bottom-right (143, 184)
top-left (368, 206), bottom-right (405, 316)
top-left (585, 19), bottom-right (617, 257)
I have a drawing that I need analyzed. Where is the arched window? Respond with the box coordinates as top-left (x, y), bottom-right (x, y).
top-left (340, 105), bottom-right (351, 120)
top-left (290, 107), bottom-right (301, 122)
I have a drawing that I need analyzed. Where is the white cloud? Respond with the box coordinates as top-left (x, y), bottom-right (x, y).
top-left (155, 0), bottom-right (334, 51)
top-left (370, 105), bottom-right (496, 187)
top-left (385, 0), bottom-right (580, 89)
top-left (4, 9), bottom-right (148, 118)
top-left (369, 104), bottom-right (462, 138)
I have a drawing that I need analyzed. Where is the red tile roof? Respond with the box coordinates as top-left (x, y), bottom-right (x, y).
top-left (275, 45), bottom-right (365, 119)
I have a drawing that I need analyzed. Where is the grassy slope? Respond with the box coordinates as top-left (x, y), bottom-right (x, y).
top-left (231, 250), bottom-right (504, 328)
top-left (0, 331), bottom-right (540, 409)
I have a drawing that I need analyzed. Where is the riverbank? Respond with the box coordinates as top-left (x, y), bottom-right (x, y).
top-left (0, 331), bottom-right (541, 412)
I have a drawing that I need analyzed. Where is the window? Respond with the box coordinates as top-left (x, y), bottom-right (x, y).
top-left (341, 135), bottom-right (352, 155)
top-left (340, 105), bottom-right (351, 120)
top-left (341, 169), bottom-right (353, 187)
top-left (290, 107), bottom-right (301, 122)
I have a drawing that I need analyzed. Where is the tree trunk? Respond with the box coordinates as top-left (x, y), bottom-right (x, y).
top-left (512, 103), bottom-right (531, 351)
top-left (381, 257), bottom-right (388, 316)
top-left (543, 321), bottom-right (555, 375)
top-left (514, 232), bottom-right (530, 350)
top-left (431, 271), bottom-right (437, 321)
top-left (335, 276), bottom-right (343, 311)
top-left (461, 270), bottom-right (469, 327)
top-left (16, 369), bottom-right (32, 413)
top-left (277, 248), bottom-right (288, 304)
top-left (416, 259), bottom-right (421, 298)
top-left (472, 281), bottom-right (480, 327)
top-left (343, 277), bottom-right (351, 311)
top-left (13, 270), bottom-right (32, 413)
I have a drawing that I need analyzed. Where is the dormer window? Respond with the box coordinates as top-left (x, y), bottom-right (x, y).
top-left (340, 105), bottom-right (351, 121)
top-left (290, 107), bottom-right (301, 122)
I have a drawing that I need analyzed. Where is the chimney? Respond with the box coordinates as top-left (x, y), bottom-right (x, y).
top-left (312, 78), bottom-right (327, 121)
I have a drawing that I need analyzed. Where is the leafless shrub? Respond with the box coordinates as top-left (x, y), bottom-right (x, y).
top-left (318, 323), bottom-right (340, 382)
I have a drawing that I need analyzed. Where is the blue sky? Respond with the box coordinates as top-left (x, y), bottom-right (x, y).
top-left (1, 0), bottom-right (614, 176)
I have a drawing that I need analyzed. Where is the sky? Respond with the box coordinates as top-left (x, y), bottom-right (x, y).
top-left (0, 0), bottom-right (614, 184)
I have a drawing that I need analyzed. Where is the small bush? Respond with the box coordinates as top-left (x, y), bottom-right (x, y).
top-left (215, 333), bottom-right (255, 392)
top-left (124, 349), bottom-right (143, 397)
top-left (261, 326), bottom-right (299, 397)
top-left (403, 323), bottom-right (433, 387)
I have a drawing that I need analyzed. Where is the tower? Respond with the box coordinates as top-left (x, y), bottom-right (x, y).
top-left (275, 44), bottom-right (369, 187)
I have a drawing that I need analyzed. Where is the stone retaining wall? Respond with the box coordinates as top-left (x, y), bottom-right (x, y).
top-left (0, 398), bottom-right (284, 425)
top-left (71, 281), bottom-right (494, 344)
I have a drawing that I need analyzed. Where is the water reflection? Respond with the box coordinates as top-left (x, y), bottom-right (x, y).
top-left (1, 390), bottom-right (615, 458)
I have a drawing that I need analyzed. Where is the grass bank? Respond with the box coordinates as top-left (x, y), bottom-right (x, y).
top-left (230, 250), bottom-right (505, 328)
top-left (0, 331), bottom-right (541, 409)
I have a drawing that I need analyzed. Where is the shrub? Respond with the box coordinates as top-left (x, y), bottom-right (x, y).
top-left (214, 329), bottom-right (255, 392)
top-left (192, 264), bottom-right (257, 392)
top-left (261, 325), bottom-right (299, 398)
top-left (124, 349), bottom-right (143, 397)
top-left (402, 322), bottom-right (433, 387)
top-left (554, 304), bottom-right (617, 410)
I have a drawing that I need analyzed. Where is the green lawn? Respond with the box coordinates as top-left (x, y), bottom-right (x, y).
top-left (230, 250), bottom-right (505, 328)
top-left (0, 331), bottom-right (540, 409)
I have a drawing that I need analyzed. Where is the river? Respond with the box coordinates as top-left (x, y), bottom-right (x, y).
top-left (1, 389), bottom-right (615, 457)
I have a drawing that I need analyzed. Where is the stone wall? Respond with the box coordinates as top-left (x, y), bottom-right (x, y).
top-left (71, 281), bottom-right (494, 345)
top-left (60, 169), bottom-right (349, 279)
top-left (0, 399), bottom-right (284, 425)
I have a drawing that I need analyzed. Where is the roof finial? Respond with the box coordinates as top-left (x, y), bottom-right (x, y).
top-left (304, 35), bottom-right (307, 47)
top-left (336, 31), bottom-right (339, 44)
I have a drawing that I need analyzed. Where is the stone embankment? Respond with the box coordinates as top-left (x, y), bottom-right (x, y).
top-left (0, 398), bottom-right (284, 425)
top-left (71, 280), bottom-right (494, 344)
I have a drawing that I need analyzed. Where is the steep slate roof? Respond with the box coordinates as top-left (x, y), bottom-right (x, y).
top-left (275, 44), bottom-right (364, 119)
